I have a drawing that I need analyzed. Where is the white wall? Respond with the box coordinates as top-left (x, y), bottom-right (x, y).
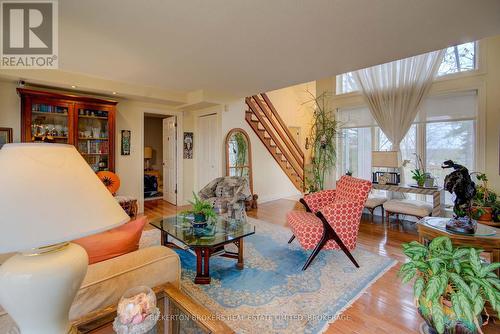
top-left (221, 99), bottom-right (301, 203)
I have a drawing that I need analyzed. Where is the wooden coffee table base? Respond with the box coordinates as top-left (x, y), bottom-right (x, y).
top-left (161, 232), bottom-right (245, 285)
top-left (193, 240), bottom-right (244, 284)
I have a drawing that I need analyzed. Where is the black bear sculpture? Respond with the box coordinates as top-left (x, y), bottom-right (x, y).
top-left (441, 160), bottom-right (477, 234)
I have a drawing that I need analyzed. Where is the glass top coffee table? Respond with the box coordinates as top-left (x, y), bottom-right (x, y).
top-left (150, 215), bottom-right (255, 284)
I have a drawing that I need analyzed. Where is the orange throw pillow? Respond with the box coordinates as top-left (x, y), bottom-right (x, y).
top-left (73, 216), bottom-right (147, 264)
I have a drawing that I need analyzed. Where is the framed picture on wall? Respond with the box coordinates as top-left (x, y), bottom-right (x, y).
top-left (0, 128), bottom-right (13, 149)
top-left (121, 130), bottom-right (131, 155)
top-left (183, 132), bottom-right (193, 159)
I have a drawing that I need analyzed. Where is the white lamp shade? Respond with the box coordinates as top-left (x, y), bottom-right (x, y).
top-left (0, 143), bottom-right (130, 253)
top-left (372, 151), bottom-right (399, 168)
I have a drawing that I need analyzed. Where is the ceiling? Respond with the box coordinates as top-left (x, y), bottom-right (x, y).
top-left (48, 1), bottom-right (500, 97)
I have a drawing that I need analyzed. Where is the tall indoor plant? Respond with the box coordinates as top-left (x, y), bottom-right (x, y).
top-left (305, 91), bottom-right (338, 192)
top-left (399, 236), bottom-right (500, 334)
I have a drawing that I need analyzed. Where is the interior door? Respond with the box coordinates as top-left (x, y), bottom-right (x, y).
top-left (197, 113), bottom-right (220, 190)
top-left (163, 117), bottom-right (177, 205)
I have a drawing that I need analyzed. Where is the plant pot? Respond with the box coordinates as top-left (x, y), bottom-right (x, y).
top-left (194, 213), bottom-right (206, 223)
top-left (418, 307), bottom-right (479, 334)
top-left (472, 206), bottom-right (493, 221)
top-left (417, 180), bottom-right (426, 187)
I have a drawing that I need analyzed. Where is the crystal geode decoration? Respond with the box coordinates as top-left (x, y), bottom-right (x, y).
top-left (113, 286), bottom-right (160, 334)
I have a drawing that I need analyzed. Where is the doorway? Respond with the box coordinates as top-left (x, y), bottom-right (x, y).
top-left (144, 113), bottom-right (177, 205)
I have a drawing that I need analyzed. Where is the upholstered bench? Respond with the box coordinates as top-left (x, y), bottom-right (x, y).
top-left (383, 199), bottom-right (433, 223)
top-left (364, 196), bottom-right (387, 221)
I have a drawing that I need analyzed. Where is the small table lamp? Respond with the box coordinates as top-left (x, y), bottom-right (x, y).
top-left (0, 143), bottom-right (129, 334)
top-left (372, 151), bottom-right (399, 168)
top-left (144, 146), bottom-right (153, 170)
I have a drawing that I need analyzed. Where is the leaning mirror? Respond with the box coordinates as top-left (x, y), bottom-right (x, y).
top-left (225, 128), bottom-right (253, 193)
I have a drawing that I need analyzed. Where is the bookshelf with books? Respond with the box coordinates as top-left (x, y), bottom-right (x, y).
top-left (18, 88), bottom-right (117, 172)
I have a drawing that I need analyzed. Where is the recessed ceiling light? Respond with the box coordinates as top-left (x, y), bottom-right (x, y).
top-left (71, 85), bottom-right (77, 88)
top-left (112, 92), bottom-right (117, 95)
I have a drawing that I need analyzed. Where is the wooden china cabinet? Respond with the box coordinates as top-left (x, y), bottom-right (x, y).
top-left (18, 88), bottom-right (117, 172)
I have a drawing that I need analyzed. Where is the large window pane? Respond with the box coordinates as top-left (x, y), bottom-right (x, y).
top-left (438, 42), bottom-right (476, 76)
top-left (338, 128), bottom-right (372, 180)
top-left (426, 120), bottom-right (475, 205)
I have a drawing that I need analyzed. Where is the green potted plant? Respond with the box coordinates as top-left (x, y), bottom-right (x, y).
top-left (304, 91), bottom-right (338, 192)
top-left (399, 236), bottom-right (500, 334)
top-left (182, 192), bottom-right (217, 226)
top-left (411, 154), bottom-right (427, 187)
top-left (471, 173), bottom-right (497, 221)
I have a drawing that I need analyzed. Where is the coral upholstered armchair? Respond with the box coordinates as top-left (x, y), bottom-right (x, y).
top-left (287, 176), bottom-right (372, 270)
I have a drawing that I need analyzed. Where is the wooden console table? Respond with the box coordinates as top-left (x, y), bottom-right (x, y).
top-left (372, 183), bottom-right (445, 217)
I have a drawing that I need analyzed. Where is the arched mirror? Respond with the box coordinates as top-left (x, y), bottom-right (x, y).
top-left (225, 128), bottom-right (253, 193)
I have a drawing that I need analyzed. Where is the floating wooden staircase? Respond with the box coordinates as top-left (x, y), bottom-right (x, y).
top-left (245, 93), bottom-right (305, 191)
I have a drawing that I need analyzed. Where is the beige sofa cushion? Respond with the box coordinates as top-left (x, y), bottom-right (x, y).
top-left (383, 199), bottom-right (432, 217)
top-left (0, 245), bottom-right (180, 331)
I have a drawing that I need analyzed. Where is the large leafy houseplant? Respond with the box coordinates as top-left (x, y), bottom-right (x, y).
top-left (304, 91), bottom-right (338, 192)
top-left (399, 237), bottom-right (500, 334)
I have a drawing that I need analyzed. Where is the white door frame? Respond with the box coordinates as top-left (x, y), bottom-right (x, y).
top-left (163, 117), bottom-right (177, 205)
top-left (140, 109), bottom-right (183, 209)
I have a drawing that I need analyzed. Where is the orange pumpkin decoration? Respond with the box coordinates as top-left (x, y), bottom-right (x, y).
top-left (97, 171), bottom-right (120, 195)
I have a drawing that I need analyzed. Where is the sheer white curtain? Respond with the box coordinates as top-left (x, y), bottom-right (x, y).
top-left (353, 50), bottom-right (445, 152)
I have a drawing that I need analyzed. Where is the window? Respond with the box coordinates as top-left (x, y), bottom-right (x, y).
top-left (426, 120), bottom-right (475, 204)
top-left (438, 42), bottom-right (476, 76)
top-left (336, 91), bottom-right (477, 206)
top-left (335, 42), bottom-right (477, 95)
top-left (337, 127), bottom-right (372, 180)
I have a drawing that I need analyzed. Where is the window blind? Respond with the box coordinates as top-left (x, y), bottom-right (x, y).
top-left (337, 90), bottom-right (477, 128)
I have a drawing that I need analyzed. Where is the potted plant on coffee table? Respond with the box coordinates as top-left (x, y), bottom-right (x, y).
top-left (181, 192), bottom-right (217, 228)
top-left (471, 173), bottom-right (497, 222)
top-left (399, 236), bottom-right (500, 334)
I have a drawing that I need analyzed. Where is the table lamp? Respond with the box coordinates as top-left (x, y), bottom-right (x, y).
top-left (0, 143), bottom-right (130, 334)
top-left (372, 151), bottom-right (399, 168)
top-left (144, 146), bottom-right (153, 170)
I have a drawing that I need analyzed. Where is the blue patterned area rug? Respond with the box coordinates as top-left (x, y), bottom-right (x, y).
top-left (141, 217), bottom-right (396, 334)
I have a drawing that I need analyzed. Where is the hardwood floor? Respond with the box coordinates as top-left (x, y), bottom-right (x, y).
top-left (143, 199), bottom-right (499, 334)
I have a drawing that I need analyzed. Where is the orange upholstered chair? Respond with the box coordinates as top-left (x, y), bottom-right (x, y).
top-left (287, 176), bottom-right (371, 270)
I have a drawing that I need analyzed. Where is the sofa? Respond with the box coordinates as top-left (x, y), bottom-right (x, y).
top-left (198, 176), bottom-right (252, 220)
top-left (0, 245), bottom-right (180, 331)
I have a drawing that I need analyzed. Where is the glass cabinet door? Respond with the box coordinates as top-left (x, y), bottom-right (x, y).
top-left (31, 103), bottom-right (70, 143)
top-left (76, 108), bottom-right (110, 172)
